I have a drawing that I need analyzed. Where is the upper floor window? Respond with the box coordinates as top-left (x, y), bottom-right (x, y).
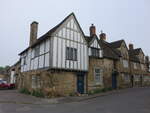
top-left (91, 47), bottom-right (100, 57)
top-left (133, 63), bottom-right (137, 69)
top-left (123, 59), bottom-right (128, 68)
top-left (94, 68), bottom-right (103, 84)
top-left (66, 47), bottom-right (77, 61)
top-left (21, 55), bottom-right (27, 65)
top-left (141, 64), bottom-right (145, 70)
top-left (34, 46), bottom-right (40, 57)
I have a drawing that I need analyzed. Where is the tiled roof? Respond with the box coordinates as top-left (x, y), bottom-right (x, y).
top-left (84, 35), bottom-right (94, 44)
top-left (109, 39), bottom-right (124, 48)
top-left (128, 48), bottom-right (142, 55)
top-left (98, 39), bottom-right (120, 60)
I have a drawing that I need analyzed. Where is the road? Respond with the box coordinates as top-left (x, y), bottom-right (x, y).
top-left (0, 87), bottom-right (150, 113)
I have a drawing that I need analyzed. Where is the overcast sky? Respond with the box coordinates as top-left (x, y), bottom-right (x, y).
top-left (0, 0), bottom-right (150, 66)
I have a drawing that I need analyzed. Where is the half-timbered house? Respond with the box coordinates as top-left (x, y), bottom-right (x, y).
top-left (19, 13), bottom-right (88, 96)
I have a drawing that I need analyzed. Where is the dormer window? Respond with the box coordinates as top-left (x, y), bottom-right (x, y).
top-left (91, 47), bottom-right (100, 57)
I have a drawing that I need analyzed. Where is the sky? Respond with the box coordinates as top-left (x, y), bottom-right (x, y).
top-left (0, 0), bottom-right (150, 66)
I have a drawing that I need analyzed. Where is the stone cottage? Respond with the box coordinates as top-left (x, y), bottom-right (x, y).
top-left (128, 44), bottom-right (147, 86)
top-left (85, 24), bottom-right (119, 92)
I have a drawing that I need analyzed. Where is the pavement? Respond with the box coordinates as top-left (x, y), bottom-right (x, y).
top-left (0, 88), bottom-right (125, 105)
top-left (0, 87), bottom-right (150, 113)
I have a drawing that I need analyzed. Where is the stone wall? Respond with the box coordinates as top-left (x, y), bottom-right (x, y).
top-left (18, 70), bottom-right (77, 97)
top-left (87, 58), bottom-right (114, 92)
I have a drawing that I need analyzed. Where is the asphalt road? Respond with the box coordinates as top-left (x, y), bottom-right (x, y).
top-left (0, 87), bottom-right (150, 113)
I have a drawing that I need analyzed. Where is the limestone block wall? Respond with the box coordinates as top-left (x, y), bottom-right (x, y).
top-left (87, 58), bottom-right (114, 92)
top-left (18, 70), bottom-right (77, 96)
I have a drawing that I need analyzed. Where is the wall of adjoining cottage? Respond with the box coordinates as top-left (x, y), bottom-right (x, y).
top-left (87, 58), bottom-right (114, 92)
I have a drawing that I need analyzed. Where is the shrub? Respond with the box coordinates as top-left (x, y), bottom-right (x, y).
top-left (31, 90), bottom-right (44, 97)
top-left (19, 88), bottom-right (31, 95)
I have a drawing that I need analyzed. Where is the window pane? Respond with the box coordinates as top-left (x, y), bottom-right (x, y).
top-left (91, 48), bottom-right (100, 57)
top-left (66, 47), bottom-right (77, 61)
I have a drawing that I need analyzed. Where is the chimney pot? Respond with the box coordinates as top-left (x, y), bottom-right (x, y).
top-left (89, 24), bottom-right (96, 36)
top-left (129, 43), bottom-right (134, 50)
top-left (99, 32), bottom-right (106, 41)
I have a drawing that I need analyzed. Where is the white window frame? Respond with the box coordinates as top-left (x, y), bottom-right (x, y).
top-left (94, 68), bottom-right (103, 85)
top-left (133, 63), bottom-right (137, 69)
top-left (123, 59), bottom-right (128, 68)
top-left (124, 74), bottom-right (130, 82)
top-left (32, 75), bottom-right (41, 89)
top-left (141, 64), bottom-right (145, 70)
top-left (134, 75), bottom-right (140, 81)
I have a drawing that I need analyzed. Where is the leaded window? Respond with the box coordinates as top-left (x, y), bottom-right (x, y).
top-left (34, 46), bottom-right (40, 57)
top-left (94, 68), bottom-right (103, 84)
top-left (66, 47), bottom-right (77, 61)
top-left (123, 59), bottom-right (128, 68)
top-left (32, 75), bottom-right (41, 89)
top-left (91, 47), bottom-right (100, 57)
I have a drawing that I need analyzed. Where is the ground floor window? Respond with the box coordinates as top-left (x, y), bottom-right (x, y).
top-left (94, 68), bottom-right (103, 85)
top-left (123, 74), bottom-right (130, 82)
top-left (144, 76), bottom-right (150, 82)
top-left (32, 75), bottom-right (41, 89)
top-left (134, 75), bottom-right (140, 81)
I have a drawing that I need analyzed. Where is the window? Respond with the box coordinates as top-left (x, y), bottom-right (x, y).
top-left (32, 75), bottom-right (41, 89)
top-left (91, 48), bottom-right (100, 57)
top-left (34, 46), bottom-right (40, 57)
top-left (94, 68), bottom-right (103, 84)
top-left (32, 76), bottom-right (36, 89)
top-left (134, 75), bottom-right (140, 81)
top-left (123, 60), bottom-right (128, 68)
top-left (66, 47), bottom-right (77, 61)
top-left (141, 64), bottom-right (145, 70)
top-left (133, 63), bottom-right (137, 69)
top-left (22, 55), bottom-right (27, 65)
top-left (123, 74), bottom-right (130, 82)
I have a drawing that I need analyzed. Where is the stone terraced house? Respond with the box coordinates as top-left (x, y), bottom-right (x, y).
top-left (18, 13), bottom-right (150, 97)
top-left (109, 40), bottom-right (131, 88)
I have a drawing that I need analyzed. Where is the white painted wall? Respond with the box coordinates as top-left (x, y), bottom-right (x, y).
top-left (10, 71), bottom-right (15, 84)
top-left (20, 15), bottom-right (88, 72)
top-left (52, 17), bottom-right (88, 71)
top-left (88, 38), bottom-right (102, 58)
top-left (21, 38), bottom-right (51, 72)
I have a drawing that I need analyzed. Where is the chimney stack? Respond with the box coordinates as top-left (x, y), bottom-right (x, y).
top-left (129, 43), bottom-right (134, 50)
top-left (89, 24), bottom-right (96, 36)
top-left (99, 31), bottom-right (106, 41)
top-left (29, 21), bottom-right (38, 46)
